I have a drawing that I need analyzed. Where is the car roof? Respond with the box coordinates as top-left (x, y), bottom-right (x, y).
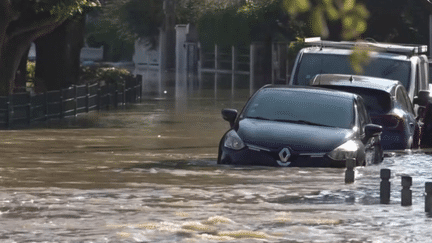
top-left (309, 74), bottom-right (401, 95)
top-left (260, 85), bottom-right (358, 101)
top-left (301, 47), bottom-right (410, 61)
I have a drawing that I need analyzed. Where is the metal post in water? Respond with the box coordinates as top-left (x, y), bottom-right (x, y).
top-left (380, 169), bottom-right (391, 204)
top-left (401, 176), bottom-right (412, 206)
top-left (345, 158), bottom-right (355, 184)
top-left (426, 182), bottom-right (432, 212)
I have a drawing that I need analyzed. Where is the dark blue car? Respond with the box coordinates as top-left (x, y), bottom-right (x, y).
top-left (310, 74), bottom-right (420, 150)
top-left (217, 85), bottom-right (383, 167)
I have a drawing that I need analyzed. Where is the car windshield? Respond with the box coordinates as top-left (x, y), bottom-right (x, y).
top-left (318, 86), bottom-right (392, 115)
top-left (294, 53), bottom-right (411, 89)
top-left (242, 89), bottom-right (354, 129)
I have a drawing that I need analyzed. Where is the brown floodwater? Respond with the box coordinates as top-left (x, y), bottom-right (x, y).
top-left (1, 89), bottom-right (432, 242)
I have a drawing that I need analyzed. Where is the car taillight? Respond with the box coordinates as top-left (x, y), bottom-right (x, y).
top-left (371, 115), bottom-right (402, 129)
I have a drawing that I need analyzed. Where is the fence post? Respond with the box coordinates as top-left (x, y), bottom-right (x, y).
top-left (106, 82), bottom-right (110, 110)
top-left (136, 75), bottom-right (142, 103)
top-left (139, 75), bottom-right (143, 102)
top-left (125, 78), bottom-right (130, 103)
top-left (380, 169), bottom-right (391, 204)
top-left (44, 92), bottom-right (48, 121)
top-left (28, 92), bottom-right (32, 125)
top-left (123, 81), bottom-right (126, 105)
top-left (133, 76), bottom-right (137, 102)
top-left (401, 176), bottom-right (412, 206)
top-left (426, 182), bottom-right (432, 212)
top-left (271, 43), bottom-right (275, 85)
top-left (250, 43), bottom-right (255, 96)
top-left (198, 42), bottom-right (202, 88)
top-left (97, 82), bottom-right (101, 111)
top-left (74, 85), bottom-right (77, 117)
top-left (6, 95), bottom-right (12, 128)
top-left (59, 88), bottom-right (64, 118)
top-left (86, 83), bottom-right (89, 113)
top-left (114, 82), bottom-right (118, 108)
top-left (214, 44), bottom-right (218, 96)
top-left (231, 45), bottom-right (236, 96)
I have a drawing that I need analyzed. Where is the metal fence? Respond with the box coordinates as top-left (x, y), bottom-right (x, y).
top-left (0, 76), bottom-right (142, 128)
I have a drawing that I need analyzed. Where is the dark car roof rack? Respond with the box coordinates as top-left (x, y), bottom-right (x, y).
top-left (303, 37), bottom-right (428, 56)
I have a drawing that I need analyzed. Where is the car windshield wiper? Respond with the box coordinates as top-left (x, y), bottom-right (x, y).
top-left (381, 62), bottom-right (400, 77)
top-left (246, 116), bottom-right (272, 121)
top-left (247, 117), bottom-right (334, 127)
top-left (274, 119), bottom-right (334, 127)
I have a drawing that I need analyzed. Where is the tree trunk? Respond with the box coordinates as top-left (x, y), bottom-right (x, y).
top-left (14, 46), bottom-right (31, 93)
top-left (35, 15), bottom-right (85, 91)
top-left (0, 36), bottom-right (32, 95)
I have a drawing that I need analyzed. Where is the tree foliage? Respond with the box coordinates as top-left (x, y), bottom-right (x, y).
top-left (0, 0), bottom-right (100, 95)
top-left (88, 0), bottom-right (211, 48)
top-left (363, 0), bottom-right (431, 44)
top-left (197, 0), bottom-right (290, 47)
top-left (283, 0), bottom-right (369, 40)
top-left (86, 0), bottom-right (165, 59)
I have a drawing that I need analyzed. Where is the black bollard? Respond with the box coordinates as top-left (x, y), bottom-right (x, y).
top-left (380, 169), bottom-right (391, 204)
top-left (401, 176), bottom-right (412, 206)
top-left (345, 158), bottom-right (355, 184)
top-left (425, 182), bottom-right (432, 212)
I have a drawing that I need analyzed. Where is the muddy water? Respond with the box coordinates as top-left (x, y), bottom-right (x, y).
top-left (1, 89), bottom-right (432, 242)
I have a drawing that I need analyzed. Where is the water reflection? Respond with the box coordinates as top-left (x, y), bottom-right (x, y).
top-left (1, 87), bottom-right (432, 242)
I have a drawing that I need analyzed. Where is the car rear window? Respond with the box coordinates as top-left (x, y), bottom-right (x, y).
top-left (243, 89), bottom-right (354, 129)
top-left (318, 86), bottom-right (392, 115)
top-left (294, 53), bottom-right (411, 89)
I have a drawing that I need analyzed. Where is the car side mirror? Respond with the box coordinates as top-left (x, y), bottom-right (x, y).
top-left (365, 124), bottom-right (382, 138)
top-left (414, 90), bottom-right (430, 107)
top-left (222, 109), bottom-right (238, 127)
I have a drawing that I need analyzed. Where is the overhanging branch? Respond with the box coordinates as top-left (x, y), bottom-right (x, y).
top-left (9, 14), bottom-right (69, 40)
top-left (0, 0), bottom-right (19, 22)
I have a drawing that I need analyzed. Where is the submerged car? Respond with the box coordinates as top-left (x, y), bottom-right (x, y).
top-left (309, 74), bottom-right (420, 150)
top-left (217, 85), bottom-right (383, 167)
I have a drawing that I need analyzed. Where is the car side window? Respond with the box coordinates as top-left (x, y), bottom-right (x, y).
top-left (396, 86), bottom-right (412, 113)
top-left (402, 87), bottom-right (415, 115)
top-left (419, 56), bottom-right (429, 90)
top-left (355, 99), bottom-right (368, 134)
top-left (415, 63), bottom-right (420, 96)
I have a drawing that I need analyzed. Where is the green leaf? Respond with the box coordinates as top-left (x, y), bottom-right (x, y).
top-left (342, 15), bottom-right (354, 28)
top-left (354, 4), bottom-right (369, 19)
top-left (310, 7), bottom-right (328, 37)
top-left (283, 0), bottom-right (310, 15)
top-left (297, 0), bottom-right (311, 12)
top-left (343, 0), bottom-right (355, 12)
top-left (325, 5), bottom-right (340, 21)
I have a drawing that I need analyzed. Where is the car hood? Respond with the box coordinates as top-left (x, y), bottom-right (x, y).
top-left (237, 118), bottom-right (353, 152)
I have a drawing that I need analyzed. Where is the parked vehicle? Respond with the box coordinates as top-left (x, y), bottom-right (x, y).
top-left (289, 39), bottom-right (430, 113)
top-left (217, 85), bottom-right (383, 167)
top-left (310, 74), bottom-right (420, 150)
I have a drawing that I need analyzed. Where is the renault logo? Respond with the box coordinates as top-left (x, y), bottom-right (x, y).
top-left (277, 148), bottom-right (291, 166)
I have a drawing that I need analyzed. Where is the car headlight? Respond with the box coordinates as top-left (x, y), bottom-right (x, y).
top-left (327, 140), bottom-right (359, 160)
top-left (224, 130), bottom-right (245, 150)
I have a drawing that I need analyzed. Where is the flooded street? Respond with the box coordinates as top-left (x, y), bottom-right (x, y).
top-left (1, 89), bottom-right (432, 242)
